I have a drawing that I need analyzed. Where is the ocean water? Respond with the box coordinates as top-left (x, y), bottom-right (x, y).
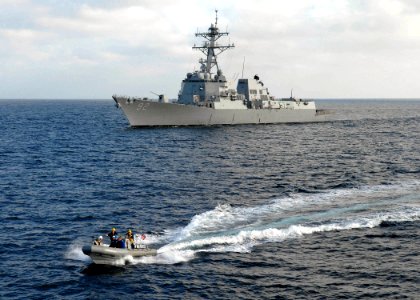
top-left (1, 99), bottom-right (419, 299)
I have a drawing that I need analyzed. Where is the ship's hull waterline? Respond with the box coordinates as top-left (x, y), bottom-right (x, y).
top-left (115, 98), bottom-right (331, 127)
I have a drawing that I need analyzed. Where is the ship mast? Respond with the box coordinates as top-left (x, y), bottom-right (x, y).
top-left (192, 10), bottom-right (234, 74)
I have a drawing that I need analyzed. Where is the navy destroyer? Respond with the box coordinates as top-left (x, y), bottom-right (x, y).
top-left (113, 11), bottom-right (331, 126)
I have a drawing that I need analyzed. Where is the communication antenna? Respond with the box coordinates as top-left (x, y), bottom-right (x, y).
top-left (192, 10), bottom-right (234, 74)
top-left (232, 72), bottom-right (239, 81)
top-left (241, 56), bottom-right (246, 78)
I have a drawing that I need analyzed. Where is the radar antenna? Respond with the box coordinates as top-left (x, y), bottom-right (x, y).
top-left (192, 10), bottom-right (234, 74)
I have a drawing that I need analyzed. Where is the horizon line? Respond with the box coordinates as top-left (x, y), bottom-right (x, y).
top-left (1, 97), bottom-right (420, 101)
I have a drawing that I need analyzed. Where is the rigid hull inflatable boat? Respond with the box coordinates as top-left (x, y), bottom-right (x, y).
top-left (82, 245), bottom-right (157, 265)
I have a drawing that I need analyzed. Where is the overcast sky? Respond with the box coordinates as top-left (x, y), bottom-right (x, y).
top-left (1, 0), bottom-right (420, 99)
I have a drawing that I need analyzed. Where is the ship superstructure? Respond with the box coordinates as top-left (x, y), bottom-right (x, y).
top-left (113, 11), bottom-right (331, 126)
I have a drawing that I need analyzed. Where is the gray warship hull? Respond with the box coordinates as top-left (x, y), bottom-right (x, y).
top-left (113, 12), bottom-right (333, 126)
top-left (115, 98), bottom-right (331, 127)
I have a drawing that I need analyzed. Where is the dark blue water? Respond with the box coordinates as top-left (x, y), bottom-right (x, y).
top-left (1, 99), bottom-right (419, 299)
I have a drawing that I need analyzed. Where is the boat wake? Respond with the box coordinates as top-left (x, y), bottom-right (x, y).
top-left (69, 180), bottom-right (420, 265)
top-left (133, 180), bottom-right (420, 265)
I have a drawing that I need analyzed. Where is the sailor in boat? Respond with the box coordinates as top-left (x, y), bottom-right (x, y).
top-left (126, 229), bottom-right (135, 249)
top-left (107, 227), bottom-right (118, 247)
top-left (93, 236), bottom-right (103, 246)
top-left (116, 236), bottom-right (126, 248)
top-left (102, 227), bottom-right (148, 249)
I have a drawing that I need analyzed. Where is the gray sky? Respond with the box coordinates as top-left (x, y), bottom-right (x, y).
top-left (1, 0), bottom-right (420, 99)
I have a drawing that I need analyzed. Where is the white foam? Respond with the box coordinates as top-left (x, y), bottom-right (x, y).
top-left (132, 250), bottom-right (196, 265)
top-left (65, 243), bottom-right (91, 262)
top-left (159, 208), bottom-right (420, 255)
top-left (171, 180), bottom-right (420, 242)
